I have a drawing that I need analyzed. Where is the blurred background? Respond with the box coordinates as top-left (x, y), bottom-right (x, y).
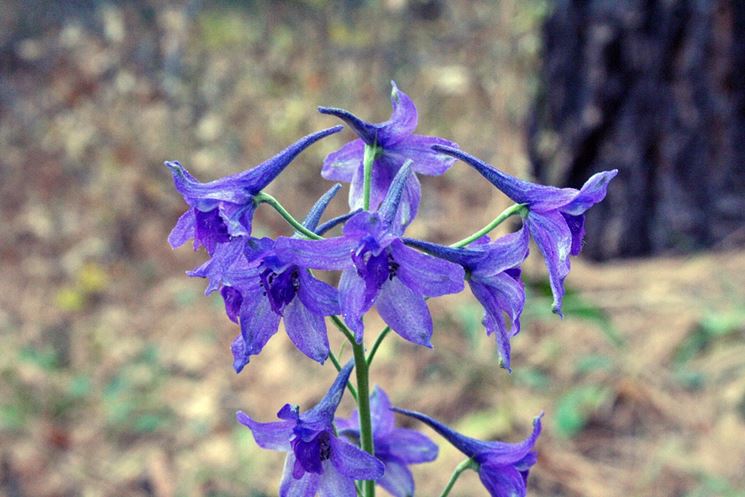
top-left (1, 1), bottom-right (744, 496)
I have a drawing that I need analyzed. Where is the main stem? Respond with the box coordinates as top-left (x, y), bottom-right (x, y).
top-left (438, 458), bottom-right (477, 497)
top-left (352, 340), bottom-right (375, 497)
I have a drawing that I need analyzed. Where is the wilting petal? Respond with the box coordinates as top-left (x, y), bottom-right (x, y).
top-left (478, 463), bottom-right (527, 497)
top-left (238, 293), bottom-right (281, 358)
top-left (274, 236), bottom-right (355, 271)
top-left (376, 277), bottom-right (433, 347)
top-left (376, 81), bottom-right (418, 146)
top-left (283, 297), bottom-right (330, 364)
top-left (236, 411), bottom-right (293, 450)
top-left (389, 134), bottom-right (457, 176)
top-left (168, 209), bottom-right (195, 249)
top-left (377, 458), bottom-right (415, 497)
top-left (390, 240), bottom-right (465, 297)
top-left (383, 428), bottom-right (439, 464)
top-left (280, 453), bottom-right (321, 497)
top-left (329, 436), bottom-right (385, 480)
top-left (297, 271), bottom-right (339, 316)
top-left (525, 211), bottom-right (572, 316)
top-left (321, 139), bottom-right (364, 182)
top-left (318, 461), bottom-right (357, 497)
top-left (562, 169), bottom-right (618, 216)
top-left (338, 268), bottom-right (369, 341)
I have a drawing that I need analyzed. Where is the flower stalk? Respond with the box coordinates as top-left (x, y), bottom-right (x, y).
top-left (438, 458), bottom-right (477, 497)
top-left (451, 202), bottom-right (527, 248)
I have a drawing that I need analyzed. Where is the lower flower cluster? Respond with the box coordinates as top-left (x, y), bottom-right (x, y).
top-left (165, 82), bottom-right (616, 497)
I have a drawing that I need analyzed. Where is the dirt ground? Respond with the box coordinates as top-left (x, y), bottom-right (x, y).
top-left (1, 2), bottom-right (744, 497)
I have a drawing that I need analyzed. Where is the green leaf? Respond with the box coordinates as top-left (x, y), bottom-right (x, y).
top-left (554, 385), bottom-right (610, 438)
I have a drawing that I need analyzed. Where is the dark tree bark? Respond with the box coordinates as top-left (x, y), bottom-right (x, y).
top-left (528, 0), bottom-right (745, 260)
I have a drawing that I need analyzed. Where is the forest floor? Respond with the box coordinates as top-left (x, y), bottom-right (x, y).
top-left (1, 2), bottom-right (744, 497)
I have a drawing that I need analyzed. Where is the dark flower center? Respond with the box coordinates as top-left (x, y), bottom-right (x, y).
top-left (260, 267), bottom-right (300, 315)
top-left (291, 430), bottom-right (332, 476)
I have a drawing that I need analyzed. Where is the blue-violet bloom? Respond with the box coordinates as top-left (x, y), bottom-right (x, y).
top-left (336, 386), bottom-right (438, 497)
top-left (275, 162), bottom-right (465, 346)
top-left (404, 227), bottom-right (530, 372)
top-left (237, 361), bottom-right (384, 497)
top-left (433, 145), bottom-right (617, 316)
top-left (319, 81), bottom-right (458, 228)
top-left (166, 125), bottom-right (342, 254)
top-left (393, 407), bottom-right (543, 497)
top-left (188, 185), bottom-right (344, 372)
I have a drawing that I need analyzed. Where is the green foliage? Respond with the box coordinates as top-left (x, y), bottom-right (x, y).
top-left (553, 385), bottom-right (611, 438)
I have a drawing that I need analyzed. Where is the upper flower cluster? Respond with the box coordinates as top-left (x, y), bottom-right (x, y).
top-left (165, 81), bottom-right (617, 497)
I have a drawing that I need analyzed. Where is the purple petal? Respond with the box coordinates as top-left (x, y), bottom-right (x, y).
top-left (194, 208), bottom-right (231, 254)
top-left (375, 277), bottom-right (433, 348)
top-left (318, 461), bottom-right (357, 497)
top-left (236, 411), bottom-right (293, 451)
top-left (274, 236), bottom-right (355, 271)
top-left (238, 293), bottom-right (281, 357)
top-left (318, 107), bottom-right (380, 146)
top-left (390, 240), bottom-right (465, 297)
top-left (164, 161), bottom-right (253, 206)
top-left (329, 436), bottom-right (385, 480)
top-left (302, 361), bottom-right (355, 428)
top-left (388, 135), bottom-right (457, 176)
top-left (562, 213), bottom-right (585, 256)
top-left (217, 201), bottom-right (256, 238)
top-left (168, 209), bottom-right (195, 249)
top-left (321, 139), bottom-right (364, 182)
top-left (283, 297), bottom-right (330, 364)
top-left (187, 239), bottom-right (246, 294)
top-left (297, 270), bottom-right (340, 316)
top-left (221, 286), bottom-right (244, 323)
top-left (562, 169), bottom-right (618, 216)
top-left (471, 227), bottom-right (530, 278)
top-left (338, 268), bottom-right (369, 342)
top-left (525, 211), bottom-right (572, 316)
top-left (478, 464), bottom-right (527, 497)
top-left (376, 81), bottom-right (418, 146)
top-left (280, 453), bottom-right (321, 497)
top-left (377, 459), bottom-right (415, 497)
top-left (394, 170), bottom-right (421, 233)
top-left (477, 414), bottom-right (543, 466)
top-left (369, 386), bottom-right (395, 436)
top-left (230, 334), bottom-right (249, 373)
top-left (383, 428), bottom-right (439, 464)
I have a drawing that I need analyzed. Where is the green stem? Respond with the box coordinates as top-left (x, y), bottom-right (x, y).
top-left (362, 144), bottom-right (378, 211)
top-left (328, 350), bottom-right (358, 401)
top-left (352, 340), bottom-right (375, 497)
top-left (451, 203), bottom-right (527, 248)
top-left (330, 315), bottom-right (358, 346)
top-left (438, 458), bottom-right (477, 497)
top-left (366, 326), bottom-right (390, 366)
top-left (254, 192), bottom-right (323, 240)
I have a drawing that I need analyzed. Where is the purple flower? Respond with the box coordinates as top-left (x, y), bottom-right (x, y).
top-left (275, 163), bottom-right (465, 346)
top-left (404, 227), bottom-right (530, 372)
top-left (166, 125), bottom-right (342, 255)
top-left (319, 81), bottom-right (458, 228)
top-left (433, 145), bottom-right (617, 316)
top-left (393, 407), bottom-right (543, 497)
top-left (237, 361), bottom-right (384, 497)
top-left (188, 186), bottom-right (344, 372)
top-left (335, 386), bottom-right (438, 497)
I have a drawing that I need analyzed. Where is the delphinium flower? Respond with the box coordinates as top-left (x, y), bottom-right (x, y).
top-left (335, 386), bottom-right (438, 497)
top-left (275, 162), bottom-right (465, 346)
top-left (319, 81), bottom-right (458, 228)
top-left (187, 185), bottom-right (346, 372)
top-left (237, 361), bottom-right (384, 497)
top-left (165, 125), bottom-right (342, 255)
top-left (432, 145), bottom-right (618, 316)
top-left (393, 407), bottom-right (543, 497)
top-left (404, 227), bottom-right (530, 372)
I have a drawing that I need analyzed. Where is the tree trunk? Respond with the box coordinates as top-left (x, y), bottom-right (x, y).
top-left (528, 0), bottom-right (745, 260)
